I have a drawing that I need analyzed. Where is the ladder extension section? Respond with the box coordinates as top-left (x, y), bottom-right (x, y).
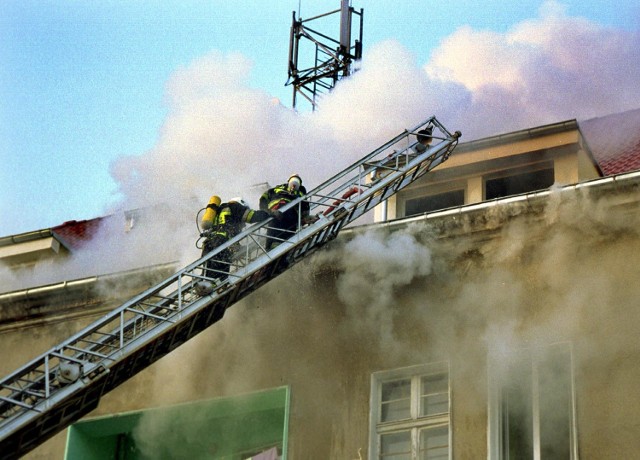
top-left (0, 116), bottom-right (460, 458)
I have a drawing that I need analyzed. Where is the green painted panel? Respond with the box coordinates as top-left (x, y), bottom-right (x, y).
top-left (65, 386), bottom-right (289, 460)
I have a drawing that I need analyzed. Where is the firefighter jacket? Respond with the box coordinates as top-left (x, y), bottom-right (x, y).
top-left (259, 184), bottom-right (309, 217)
top-left (208, 202), bottom-right (271, 240)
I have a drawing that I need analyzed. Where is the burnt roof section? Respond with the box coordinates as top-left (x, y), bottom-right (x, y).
top-left (51, 218), bottom-right (105, 250)
top-left (579, 107), bottom-right (640, 176)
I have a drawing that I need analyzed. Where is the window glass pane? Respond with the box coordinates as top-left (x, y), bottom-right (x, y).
top-left (419, 426), bottom-right (449, 460)
top-left (498, 345), bottom-right (573, 460)
top-left (538, 346), bottom-right (572, 460)
top-left (420, 373), bottom-right (448, 416)
top-left (405, 189), bottom-right (465, 216)
top-left (381, 379), bottom-right (411, 422)
top-left (485, 168), bottom-right (554, 200)
top-left (380, 431), bottom-right (411, 460)
top-left (502, 359), bottom-right (533, 460)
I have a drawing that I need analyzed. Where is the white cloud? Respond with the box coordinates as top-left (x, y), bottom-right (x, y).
top-left (425, 1), bottom-right (640, 137)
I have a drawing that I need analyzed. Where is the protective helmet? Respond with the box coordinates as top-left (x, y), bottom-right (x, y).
top-left (229, 197), bottom-right (248, 207)
top-left (288, 174), bottom-right (302, 184)
top-left (416, 126), bottom-right (433, 146)
top-left (288, 174), bottom-right (302, 192)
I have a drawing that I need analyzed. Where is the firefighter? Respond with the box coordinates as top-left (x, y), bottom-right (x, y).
top-left (259, 174), bottom-right (310, 250)
top-left (199, 197), bottom-right (273, 283)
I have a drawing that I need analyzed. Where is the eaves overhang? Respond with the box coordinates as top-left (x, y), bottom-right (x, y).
top-left (0, 262), bottom-right (178, 331)
top-left (453, 119), bottom-right (579, 154)
top-left (0, 229), bottom-right (69, 266)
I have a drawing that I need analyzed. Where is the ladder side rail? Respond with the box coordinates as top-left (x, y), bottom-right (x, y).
top-left (0, 268), bottom-right (209, 416)
top-left (268, 121), bottom-right (426, 219)
top-left (348, 139), bottom-right (456, 221)
top-left (319, 138), bottom-right (456, 222)
top-left (305, 118), bottom-right (431, 195)
top-left (241, 137), bottom-right (459, 272)
top-left (0, 216), bottom-right (287, 422)
top-left (242, 138), bottom-right (458, 273)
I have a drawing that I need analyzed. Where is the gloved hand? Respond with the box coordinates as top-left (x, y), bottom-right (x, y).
top-left (302, 214), bottom-right (319, 225)
top-left (269, 210), bottom-right (284, 221)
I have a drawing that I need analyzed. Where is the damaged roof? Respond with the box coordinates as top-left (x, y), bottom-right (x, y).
top-left (52, 218), bottom-right (105, 250)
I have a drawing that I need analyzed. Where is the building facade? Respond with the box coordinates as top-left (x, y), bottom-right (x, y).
top-left (1, 110), bottom-right (640, 459)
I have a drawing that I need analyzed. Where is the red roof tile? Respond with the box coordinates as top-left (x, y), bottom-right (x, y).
top-left (52, 218), bottom-right (104, 250)
top-left (579, 107), bottom-right (640, 176)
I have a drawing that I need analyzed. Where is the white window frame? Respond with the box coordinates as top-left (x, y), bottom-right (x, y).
top-left (487, 342), bottom-right (578, 460)
top-left (369, 362), bottom-right (451, 460)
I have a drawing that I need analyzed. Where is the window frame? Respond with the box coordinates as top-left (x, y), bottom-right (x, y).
top-left (487, 342), bottom-right (578, 460)
top-left (370, 362), bottom-right (451, 460)
top-left (483, 162), bottom-right (555, 201)
top-left (404, 189), bottom-right (466, 217)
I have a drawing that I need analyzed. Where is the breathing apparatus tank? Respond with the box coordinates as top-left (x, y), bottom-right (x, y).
top-left (201, 195), bottom-right (222, 230)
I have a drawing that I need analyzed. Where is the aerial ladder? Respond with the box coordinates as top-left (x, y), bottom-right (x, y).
top-left (0, 116), bottom-right (460, 459)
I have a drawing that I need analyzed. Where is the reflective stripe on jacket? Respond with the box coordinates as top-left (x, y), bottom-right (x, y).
top-left (260, 184), bottom-right (307, 213)
top-left (209, 202), bottom-right (270, 239)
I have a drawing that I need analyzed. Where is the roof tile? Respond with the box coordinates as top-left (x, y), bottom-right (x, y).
top-left (580, 107), bottom-right (640, 176)
top-left (52, 218), bottom-right (104, 250)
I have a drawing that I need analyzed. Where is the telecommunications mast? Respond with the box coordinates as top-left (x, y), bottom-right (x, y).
top-left (287, 0), bottom-right (363, 110)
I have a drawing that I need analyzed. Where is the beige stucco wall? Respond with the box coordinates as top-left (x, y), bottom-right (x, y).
top-left (3, 180), bottom-right (640, 459)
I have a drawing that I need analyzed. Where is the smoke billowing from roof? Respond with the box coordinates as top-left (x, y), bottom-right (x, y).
top-left (107, 3), bottom-right (640, 224)
top-left (3, 4), bottom-right (639, 291)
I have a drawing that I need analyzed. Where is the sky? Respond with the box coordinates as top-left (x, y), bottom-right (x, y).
top-left (1, 0), bottom-right (639, 237)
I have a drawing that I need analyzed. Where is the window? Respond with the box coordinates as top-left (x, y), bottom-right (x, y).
top-left (405, 190), bottom-right (465, 217)
top-left (371, 363), bottom-right (450, 460)
top-left (488, 343), bottom-right (577, 460)
top-left (485, 168), bottom-right (554, 200)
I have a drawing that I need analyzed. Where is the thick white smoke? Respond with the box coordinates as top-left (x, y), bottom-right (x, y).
top-left (107, 1), bottom-right (640, 229)
top-left (3, 1), bottom-right (639, 297)
top-left (328, 226), bottom-right (433, 344)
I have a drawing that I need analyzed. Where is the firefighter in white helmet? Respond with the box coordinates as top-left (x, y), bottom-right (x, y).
top-left (259, 174), bottom-right (310, 250)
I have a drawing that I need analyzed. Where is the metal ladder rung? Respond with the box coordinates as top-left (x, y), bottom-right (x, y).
top-left (0, 396), bottom-right (41, 412)
top-left (1, 384), bottom-right (45, 399)
top-left (123, 308), bottom-right (176, 323)
top-left (62, 345), bottom-right (110, 360)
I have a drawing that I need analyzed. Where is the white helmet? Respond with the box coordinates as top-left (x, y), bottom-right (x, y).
top-left (287, 174), bottom-right (302, 192)
top-left (229, 197), bottom-right (248, 207)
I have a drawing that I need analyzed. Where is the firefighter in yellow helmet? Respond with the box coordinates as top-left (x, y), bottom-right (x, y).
top-left (200, 196), bottom-right (273, 282)
top-left (259, 174), bottom-right (310, 250)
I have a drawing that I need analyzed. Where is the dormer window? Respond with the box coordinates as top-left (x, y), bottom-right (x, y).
top-left (485, 165), bottom-right (554, 200)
